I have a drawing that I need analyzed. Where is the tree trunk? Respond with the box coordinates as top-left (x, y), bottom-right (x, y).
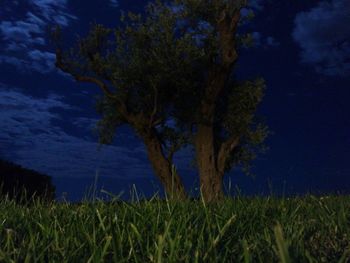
top-left (192, 8), bottom-right (241, 203)
top-left (142, 130), bottom-right (187, 201)
top-left (195, 124), bottom-right (224, 203)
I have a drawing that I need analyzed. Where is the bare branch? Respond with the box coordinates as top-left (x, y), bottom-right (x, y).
top-left (153, 117), bottom-right (165, 127)
top-left (73, 75), bottom-right (115, 97)
top-left (55, 48), bottom-right (116, 98)
top-left (55, 48), bottom-right (132, 121)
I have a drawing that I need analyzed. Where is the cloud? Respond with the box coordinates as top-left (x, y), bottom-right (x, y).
top-left (0, 56), bottom-right (25, 69)
top-left (247, 0), bottom-right (264, 11)
top-left (27, 49), bottom-right (56, 73)
top-left (26, 12), bottom-right (46, 26)
top-left (292, 0), bottom-right (350, 77)
top-left (251, 31), bottom-right (261, 43)
top-left (0, 50), bottom-right (56, 74)
top-left (30, 0), bottom-right (76, 25)
top-left (72, 117), bottom-right (99, 132)
top-left (0, 0), bottom-right (77, 74)
top-left (0, 85), bottom-right (154, 179)
top-left (266, 36), bottom-right (280, 47)
top-left (240, 0), bottom-right (264, 17)
top-left (240, 0), bottom-right (265, 21)
top-left (109, 0), bottom-right (119, 8)
top-left (250, 32), bottom-right (280, 48)
top-left (0, 20), bottom-right (43, 42)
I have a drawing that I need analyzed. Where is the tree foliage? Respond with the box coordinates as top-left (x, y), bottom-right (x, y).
top-left (53, 0), bottom-right (269, 201)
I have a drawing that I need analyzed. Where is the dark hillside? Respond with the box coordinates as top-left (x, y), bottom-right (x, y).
top-left (0, 159), bottom-right (55, 202)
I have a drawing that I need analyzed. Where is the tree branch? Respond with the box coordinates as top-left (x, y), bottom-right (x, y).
top-left (55, 48), bottom-right (132, 120)
top-left (55, 49), bottom-right (116, 98)
top-left (153, 117), bottom-right (165, 127)
top-left (149, 82), bottom-right (159, 128)
top-left (200, 9), bottom-right (241, 123)
top-left (217, 135), bottom-right (239, 174)
top-left (74, 75), bottom-right (116, 97)
top-left (217, 9), bottom-right (240, 67)
top-left (167, 143), bottom-right (179, 162)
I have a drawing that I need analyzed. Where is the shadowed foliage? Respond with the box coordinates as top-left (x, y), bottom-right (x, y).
top-left (0, 159), bottom-right (55, 202)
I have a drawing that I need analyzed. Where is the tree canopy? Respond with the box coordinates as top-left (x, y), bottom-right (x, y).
top-left (54, 0), bottom-right (269, 202)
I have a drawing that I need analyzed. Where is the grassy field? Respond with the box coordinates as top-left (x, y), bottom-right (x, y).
top-left (0, 192), bottom-right (349, 262)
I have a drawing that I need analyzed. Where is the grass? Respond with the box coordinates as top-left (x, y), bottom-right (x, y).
top-left (0, 191), bottom-right (349, 262)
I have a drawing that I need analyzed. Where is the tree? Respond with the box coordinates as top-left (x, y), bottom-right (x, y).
top-left (165, 0), bottom-right (269, 202)
top-left (53, 0), bottom-right (268, 202)
top-left (54, 2), bottom-right (191, 200)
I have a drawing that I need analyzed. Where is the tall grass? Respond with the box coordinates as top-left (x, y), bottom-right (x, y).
top-left (0, 189), bottom-right (349, 262)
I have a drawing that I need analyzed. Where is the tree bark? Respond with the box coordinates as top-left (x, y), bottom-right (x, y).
top-left (195, 124), bottom-right (224, 202)
top-left (192, 9), bottom-right (241, 203)
top-left (141, 129), bottom-right (187, 201)
top-left (194, 67), bottom-right (229, 203)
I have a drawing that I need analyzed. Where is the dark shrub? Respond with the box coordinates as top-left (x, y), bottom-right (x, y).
top-left (0, 159), bottom-right (55, 202)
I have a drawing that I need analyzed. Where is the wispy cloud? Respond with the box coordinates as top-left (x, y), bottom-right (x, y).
top-left (265, 36), bottom-right (280, 47)
top-left (109, 0), bottom-right (119, 8)
top-left (247, 0), bottom-right (264, 11)
top-left (292, 0), bottom-right (350, 77)
top-left (250, 32), bottom-right (280, 48)
top-left (0, 0), bottom-right (77, 74)
top-left (27, 49), bottom-right (57, 73)
top-left (30, 0), bottom-right (76, 25)
top-left (0, 84), bottom-right (154, 179)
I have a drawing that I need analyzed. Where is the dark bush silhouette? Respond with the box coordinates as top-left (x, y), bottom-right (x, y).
top-left (0, 159), bottom-right (55, 202)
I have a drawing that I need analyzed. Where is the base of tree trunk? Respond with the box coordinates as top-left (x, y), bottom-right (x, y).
top-left (199, 177), bottom-right (225, 203)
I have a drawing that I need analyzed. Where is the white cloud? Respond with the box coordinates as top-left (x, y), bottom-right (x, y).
top-left (0, 85), bottom-right (153, 179)
top-left (292, 0), bottom-right (350, 77)
top-left (0, 0), bottom-right (77, 74)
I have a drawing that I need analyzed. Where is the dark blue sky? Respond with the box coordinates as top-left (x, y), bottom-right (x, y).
top-left (0, 0), bottom-right (349, 201)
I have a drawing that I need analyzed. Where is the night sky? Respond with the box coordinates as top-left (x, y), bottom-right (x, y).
top-left (0, 0), bottom-right (349, 201)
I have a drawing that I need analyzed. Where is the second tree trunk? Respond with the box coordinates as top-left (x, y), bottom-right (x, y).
top-left (142, 130), bottom-right (187, 201)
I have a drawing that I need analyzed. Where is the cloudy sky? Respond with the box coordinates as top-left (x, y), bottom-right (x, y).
top-left (0, 0), bottom-right (349, 201)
